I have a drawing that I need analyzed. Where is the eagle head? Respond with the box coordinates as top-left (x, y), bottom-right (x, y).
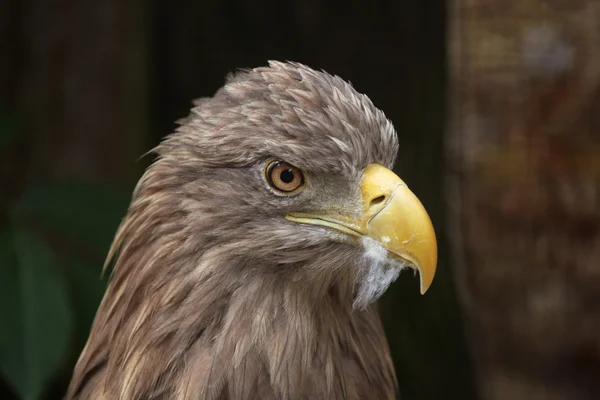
top-left (149, 61), bottom-right (436, 307)
top-left (68, 61), bottom-right (437, 400)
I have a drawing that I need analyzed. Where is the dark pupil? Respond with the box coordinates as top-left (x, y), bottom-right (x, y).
top-left (279, 169), bottom-right (295, 184)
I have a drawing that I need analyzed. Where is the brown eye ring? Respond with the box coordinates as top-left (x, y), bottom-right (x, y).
top-left (265, 160), bottom-right (305, 194)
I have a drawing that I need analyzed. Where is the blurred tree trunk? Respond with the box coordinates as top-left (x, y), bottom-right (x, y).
top-left (447, 1), bottom-right (600, 399)
top-left (2, 0), bottom-right (148, 186)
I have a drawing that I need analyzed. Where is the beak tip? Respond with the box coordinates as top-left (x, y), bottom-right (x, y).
top-left (419, 279), bottom-right (430, 295)
top-left (417, 260), bottom-right (436, 295)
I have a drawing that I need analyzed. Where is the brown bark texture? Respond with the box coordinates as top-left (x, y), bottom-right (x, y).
top-left (448, 1), bottom-right (600, 399)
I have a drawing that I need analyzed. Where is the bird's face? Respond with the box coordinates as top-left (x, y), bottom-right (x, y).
top-left (159, 61), bottom-right (437, 308)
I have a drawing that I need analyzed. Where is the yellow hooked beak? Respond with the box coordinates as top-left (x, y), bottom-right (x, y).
top-left (286, 164), bottom-right (437, 294)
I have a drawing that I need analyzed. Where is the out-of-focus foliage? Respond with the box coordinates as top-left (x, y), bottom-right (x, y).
top-left (0, 228), bottom-right (71, 400)
top-left (16, 182), bottom-right (131, 254)
top-left (0, 177), bottom-right (128, 399)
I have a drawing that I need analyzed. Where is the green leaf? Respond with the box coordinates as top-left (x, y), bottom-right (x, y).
top-left (65, 258), bottom-right (107, 350)
top-left (15, 181), bottom-right (130, 254)
top-left (0, 227), bottom-right (73, 400)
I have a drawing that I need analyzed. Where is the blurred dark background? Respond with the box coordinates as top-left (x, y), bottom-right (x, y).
top-left (0, 0), bottom-right (598, 399)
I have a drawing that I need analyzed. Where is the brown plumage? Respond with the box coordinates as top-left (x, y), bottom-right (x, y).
top-left (66, 61), bottom-right (437, 399)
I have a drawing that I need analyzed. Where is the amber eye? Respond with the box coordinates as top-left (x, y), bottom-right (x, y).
top-left (265, 161), bottom-right (305, 194)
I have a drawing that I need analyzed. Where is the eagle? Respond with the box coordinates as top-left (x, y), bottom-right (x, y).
top-left (66, 61), bottom-right (437, 399)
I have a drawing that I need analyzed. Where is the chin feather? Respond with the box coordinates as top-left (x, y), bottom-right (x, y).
top-left (353, 237), bottom-right (407, 310)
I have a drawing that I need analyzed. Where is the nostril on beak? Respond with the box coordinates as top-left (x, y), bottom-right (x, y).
top-left (369, 195), bottom-right (386, 210)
